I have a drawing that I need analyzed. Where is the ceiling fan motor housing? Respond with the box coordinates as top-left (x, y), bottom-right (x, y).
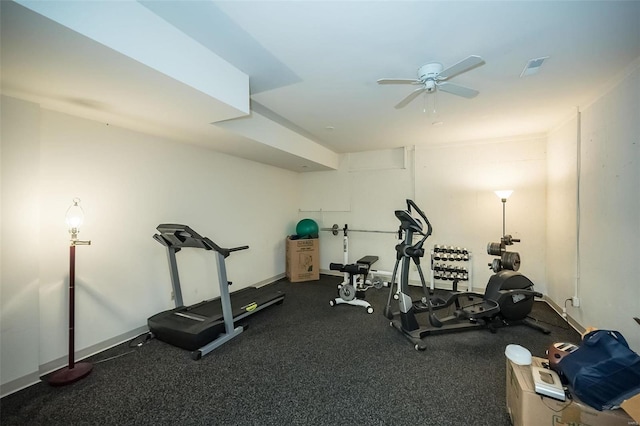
top-left (418, 63), bottom-right (443, 92)
top-left (418, 63), bottom-right (443, 80)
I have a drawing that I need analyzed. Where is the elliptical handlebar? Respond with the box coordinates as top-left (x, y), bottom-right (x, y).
top-left (393, 199), bottom-right (433, 263)
top-left (407, 199), bottom-right (433, 238)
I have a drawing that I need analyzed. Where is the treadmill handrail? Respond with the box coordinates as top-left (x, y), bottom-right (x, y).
top-left (202, 237), bottom-right (248, 258)
top-left (154, 224), bottom-right (249, 258)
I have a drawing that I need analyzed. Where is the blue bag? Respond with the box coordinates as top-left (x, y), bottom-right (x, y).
top-left (558, 329), bottom-right (640, 410)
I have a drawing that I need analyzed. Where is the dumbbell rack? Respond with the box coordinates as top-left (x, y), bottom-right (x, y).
top-left (430, 245), bottom-right (473, 292)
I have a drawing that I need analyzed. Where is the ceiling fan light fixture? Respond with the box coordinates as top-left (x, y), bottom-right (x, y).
top-left (520, 56), bottom-right (549, 77)
top-left (425, 80), bottom-right (436, 92)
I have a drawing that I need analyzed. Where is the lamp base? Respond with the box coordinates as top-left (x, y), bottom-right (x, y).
top-left (47, 362), bottom-right (93, 386)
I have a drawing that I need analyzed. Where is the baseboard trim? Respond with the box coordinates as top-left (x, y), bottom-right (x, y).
top-left (0, 371), bottom-right (41, 399)
top-left (541, 296), bottom-right (585, 334)
top-left (1, 325), bottom-right (149, 399)
top-left (2, 277), bottom-right (289, 398)
top-left (2, 279), bottom-right (583, 398)
top-left (255, 273), bottom-right (285, 288)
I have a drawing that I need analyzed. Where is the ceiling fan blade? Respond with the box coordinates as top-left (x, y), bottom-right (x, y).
top-left (395, 87), bottom-right (426, 109)
top-left (377, 78), bottom-right (421, 85)
top-left (437, 55), bottom-right (485, 80)
top-left (436, 82), bottom-right (479, 98)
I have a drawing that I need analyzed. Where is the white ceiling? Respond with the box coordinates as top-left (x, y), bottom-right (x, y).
top-left (2, 1), bottom-right (640, 172)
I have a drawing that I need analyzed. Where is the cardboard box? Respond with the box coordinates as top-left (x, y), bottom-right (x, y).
top-left (506, 356), bottom-right (637, 426)
top-left (285, 237), bottom-right (319, 282)
top-left (622, 396), bottom-right (640, 424)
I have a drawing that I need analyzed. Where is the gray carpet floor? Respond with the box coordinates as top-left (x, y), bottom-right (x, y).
top-left (0, 274), bottom-right (580, 425)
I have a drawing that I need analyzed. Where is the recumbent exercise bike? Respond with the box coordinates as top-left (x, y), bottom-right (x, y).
top-left (384, 199), bottom-right (549, 351)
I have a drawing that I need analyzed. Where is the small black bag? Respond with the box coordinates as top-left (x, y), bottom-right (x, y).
top-left (558, 329), bottom-right (640, 410)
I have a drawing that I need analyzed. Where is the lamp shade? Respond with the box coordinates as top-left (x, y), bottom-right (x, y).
top-left (494, 190), bottom-right (513, 200)
top-left (65, 198), bottom-right (84, 230)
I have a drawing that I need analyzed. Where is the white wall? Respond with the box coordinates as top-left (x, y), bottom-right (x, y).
top-left (546, 115), bottom-right (578, 312)
top-left (298, 149), bottom-right (414, 276)
top-left (300, 140), bottom-right (548, 293)
top-left (415, 137), bottom-right (547, 292)
top-left (547, 61), bottom-right (640, 351)
top-left (1, 96), bottom-right (300, 395)
top-left (1, 97), bottom-right (42, 388)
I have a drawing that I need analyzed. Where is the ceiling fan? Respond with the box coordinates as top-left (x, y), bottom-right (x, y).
top-left (377, 55), bottom-right (485, 109)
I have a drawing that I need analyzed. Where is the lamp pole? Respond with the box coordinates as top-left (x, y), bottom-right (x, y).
top-left (494, 190), bottom-right (513, 237)
top-left (501, 197), bottom-right (507, 237)
top-left (48, 199), bottom-right (92, 386)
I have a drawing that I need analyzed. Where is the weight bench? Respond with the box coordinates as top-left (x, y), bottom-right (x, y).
top-left (329, 256), bottom-right (379, 314)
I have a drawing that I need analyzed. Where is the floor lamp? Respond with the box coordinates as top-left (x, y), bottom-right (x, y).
top-left (48, 198), bottom-right (92, 386)
top-left (494, 190), bottom-right (513, 237)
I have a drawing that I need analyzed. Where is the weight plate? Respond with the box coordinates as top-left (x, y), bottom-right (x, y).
top-left (371, 276), bottom-right (384, 289)
top-left (487, 242), bottom-right (503, 256)
top-left (339, 284), bottom-right (356, 301)
top-left (491, 258), bottom-right (502, 273)
top-left (502, 251), bottom-right (521, 271)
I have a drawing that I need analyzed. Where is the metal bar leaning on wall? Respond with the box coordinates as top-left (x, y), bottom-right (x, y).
top-left (320, 224), bottom-right (399, 288)
top-left (320, 224), bottom-right (398, 236)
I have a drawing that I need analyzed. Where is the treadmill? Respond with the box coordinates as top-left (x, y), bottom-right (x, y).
top-left (148, 224), bottom-right (285, 359)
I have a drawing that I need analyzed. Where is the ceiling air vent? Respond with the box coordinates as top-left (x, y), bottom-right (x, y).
top-left (520, 56), bottom-right (549, 77)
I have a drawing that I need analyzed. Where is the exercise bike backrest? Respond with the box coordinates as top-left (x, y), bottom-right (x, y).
top-left (394, 199), bottom-right (433, 239)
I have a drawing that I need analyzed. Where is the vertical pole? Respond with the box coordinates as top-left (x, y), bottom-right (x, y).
top-left (502, 199), bottom-right (507, 237)
top-left (69, 244), bottom-right (76, 369)
top-left (343, 226), bottom-right (348, 285)
top-left (48, 241), bottom-right (92, 386)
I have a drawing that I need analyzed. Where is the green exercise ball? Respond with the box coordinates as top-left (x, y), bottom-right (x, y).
top-left (296, 218), bottom-right (319, 238)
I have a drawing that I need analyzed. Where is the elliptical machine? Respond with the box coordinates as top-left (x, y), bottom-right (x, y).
top-left (384, 199), bottom-right (548, 351)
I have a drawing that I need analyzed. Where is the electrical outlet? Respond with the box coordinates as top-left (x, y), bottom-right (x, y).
top-left (562, 307), bottom-right (567, 320)
top-left (572, 297), bottom-right (580, 307)
top-left (170, 291), bottom-right (175, 300)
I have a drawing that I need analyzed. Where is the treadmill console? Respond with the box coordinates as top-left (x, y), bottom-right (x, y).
top-left (155, 224), bottom-right (214, 251)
